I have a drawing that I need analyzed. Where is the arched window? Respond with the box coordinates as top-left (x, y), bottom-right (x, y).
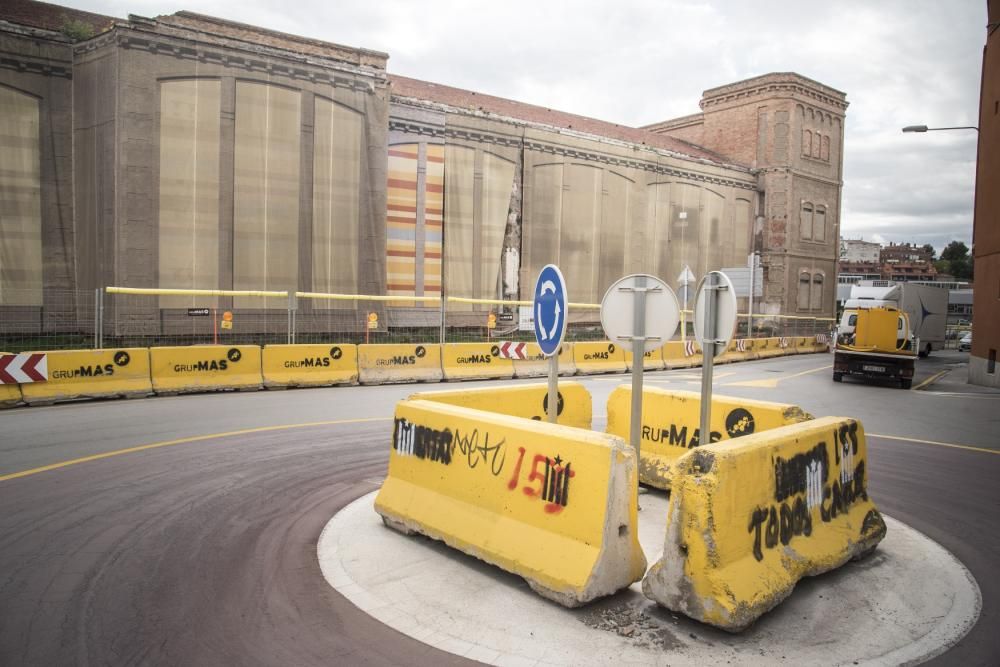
top-left (800, 201), bottom-right (814, 240)
top-left (814, 205), bottom-right (827, 242)
top-left (821, 135), bottom-right (830, 161)
top-left (810, 272), bottom-right (825, 311)
top-left (812, 133), bottom-right (821, 159)
top-left (797, 271), bottom-right (812, 311)
top-left (802, 129), bottom-right (812, 157)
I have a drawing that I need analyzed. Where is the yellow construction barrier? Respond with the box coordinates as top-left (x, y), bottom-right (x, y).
top-left (642, 416), bottom-right (887, 632)
top-left (511, 343), bottom-right (576, 378)
top-left (374, 398), bottom-right (647, 607)
top-left (262, 344), bottom-right (358, 388)
top-left (20, 348), bottom-right (152, 405)
top-left (358, 343), bottom-right (443, 384)
top-left (606, 387), bottom-right (813, 490)
top-left (409, 381), bottom-right (592, 429)
top-left (0, 355), bottom-right (22, 407)
top-left (150, 345), bottom-right (262, 394)
top-left (441, 343), bottom-right (514, 381)
top-left (716, 339), bottom-right (752, 364)
top-left (663, 340), bottom-right (702, 369)
top-left (624, 346), bottom-right (666, 371)
top-left (573, 341), bottom-right (626, 375)
top-left (754, 337), bottom-right (785, 359)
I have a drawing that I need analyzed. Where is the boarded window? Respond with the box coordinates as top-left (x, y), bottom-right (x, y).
top-left (821, 135), bottom-right (830, 161)
top-left (313, 97), bottom-right (362, 301)
top-left (797, 271), bottom-right (811, 310)
top-left (158, 79), bottom-right (221, 308)
top-left (814, 205), bottom-right (827, 242)
top-left (810, 272), bottom-right (824, 310)
top-left (800, 201), bottom-right (814, 240)
top-left (802, 129), bottom-right (812, 157)
top-left (0, 85), bottom-right (42, 305)
top-left (233, 82), bottom-right (301, 308)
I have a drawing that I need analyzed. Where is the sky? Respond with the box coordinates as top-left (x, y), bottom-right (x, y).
top-left (63, 0), bottom-right (988, 254)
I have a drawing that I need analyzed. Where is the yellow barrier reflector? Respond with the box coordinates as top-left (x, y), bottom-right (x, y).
top-left (20, 348), bottom-right (151, 405)
top-left (512, 343), bottom-right (576, 378)
top-left (358, 344), bottom-right (443, 384)
top-left (573, 341), bottom-right (626, 375)
top-left (440, 343), bottom-right (514, 381)
top-left (409, 381), bottom-right (592, 430)
top-left (262, 344), bottom-right (358, 388)
top-left (662, 340), bottom-right (701, 369)
top-left (374, 399), bottom-right (647, 607)
top-left (642, 416), bottom-right (887, 632)
top-left (624, 346), bottom-right (666, 371)
top-left (149, 345), bottom-right (261, 394)
top-left (607, 387), bottom-right (813, 491)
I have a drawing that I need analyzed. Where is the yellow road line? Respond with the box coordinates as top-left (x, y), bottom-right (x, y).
top-left (0, 417), bottom-right (391, 483)
top-left (725, 364), bottom-right (832, 388)
top-left (912, 370), bottom-right (949, 391)
top-left (869, 433), bottom-right (998, 456)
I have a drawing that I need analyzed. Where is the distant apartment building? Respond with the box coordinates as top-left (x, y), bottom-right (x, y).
top-left (840, 238), bottom-right (880, 263)
top-left (837, 239), bottom-right (937, 283)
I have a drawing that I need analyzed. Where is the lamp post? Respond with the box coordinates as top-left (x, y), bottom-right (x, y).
top-left (902, 125), bottom-right (979, 133)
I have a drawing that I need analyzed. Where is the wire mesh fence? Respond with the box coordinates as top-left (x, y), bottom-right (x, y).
top-left (0, 287), bottom-right (836, 352)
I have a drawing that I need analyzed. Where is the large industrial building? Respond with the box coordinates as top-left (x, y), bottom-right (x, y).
top-left (0, 0), bottom-right (846, 341)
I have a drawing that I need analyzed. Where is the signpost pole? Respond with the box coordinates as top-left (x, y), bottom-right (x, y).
top-left (548, 353), bottom-right (559, 424)
top-left (629, 275), bottom-right (647, 463)
top-left (699, 272), bottom-right (717, 447)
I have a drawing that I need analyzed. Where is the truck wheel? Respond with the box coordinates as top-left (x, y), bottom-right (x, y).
top-left (901, 379), bottom-right (912, 389)
top-left (918, 344), bottom-right (931, 358)
top-left (833, 372), bottom-right (843, 383)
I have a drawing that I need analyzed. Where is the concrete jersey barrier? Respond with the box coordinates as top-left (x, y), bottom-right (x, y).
top-left (0, 355), bottom-right (23, 407)
top-left (624, 346), bottom-right (666, 371)
top-left (606, 387), bottom-right (813, 490)
top-left (374, 399), bottom-right (647, 607)
top-left (440, 343), bottom-right (514, 381)
top-left (409, 381), bottom-right (592, 429)
top-left (358, 343), bottom-right (443, 384)
top-left (642, 416), bottom-right (887, 631)
top-left (262, 344), bottom-right (358, 388)
top-left (20, 348), bottom-right (152, 405)
top-left (663, 340), bottom-right (702, 369)
top-left (150, 345), bottom-right (262, 394)
top-left (511, 343), bottom-right (576, 378)
top-left (573, 341), bottom-right (626, 375)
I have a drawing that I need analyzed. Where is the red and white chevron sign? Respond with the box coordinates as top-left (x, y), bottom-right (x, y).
top-left (0, 353), bottom-right (48, 384)
top-left (497, 341), bottom-right (528, 360)
top-left (736, 338), bottom-right (747, 352)
top-left (684, 340), bottom-right (696, 357)
top-left (779, 337), bottom-right (790, 348)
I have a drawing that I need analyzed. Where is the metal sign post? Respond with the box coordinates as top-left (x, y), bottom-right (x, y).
top-left (677, 265), bottom-right (694, 343)
top-left (694, 271), bottom-right (738, 449)
top-left (534, 265), bottom-right (568, 423)
top-left (601, 274), bottom-right (680, 483)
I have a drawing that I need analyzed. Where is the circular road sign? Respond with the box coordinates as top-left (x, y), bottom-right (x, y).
top-left (694, 270), bottom-right (738, 359)
top-left (533, 264), bottom-right (568, 357)
top-left (600, 274), bottom-right (680, 353)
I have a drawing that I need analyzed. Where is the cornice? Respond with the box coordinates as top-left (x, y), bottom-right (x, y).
top-left (702, 82), bottom-right (848, 113)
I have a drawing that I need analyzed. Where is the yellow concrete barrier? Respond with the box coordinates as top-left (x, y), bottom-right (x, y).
top-left (717, 339), bottom-right (750, 364)
top-left (358, 343), bottom-right (443, 384)
top-left (642, 416), bottom-right (887, 632)
top-left (409, 381), bottom-right (592, 429)
top-left (606, 387), bottom-right (813, 490)
top-left (573, 341), bottom-right (626, 375)
top-left (150, 345), bottom-right (262, 394)
top-left (511, 343), bottom-right (576, 378)
top-left (20, 348), bottom-right (152, 405)
top-left (754, 337), bottom-right (785, 359)
top-left (0, 355), bottom-right (22, 407)
top-left (441, 343), bottom-right (514, 381)
top-left (262, 344), bottom-right (358, 388)
top-left (624, 346), bottom-right (666, 371)
top-left (663, 340), bottom-right (702, 369)
top-left (374, 398), bottom-right (647, 607)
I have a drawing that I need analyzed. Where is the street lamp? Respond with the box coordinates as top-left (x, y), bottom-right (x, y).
top-left (902, 124), bottom-right (979, 133)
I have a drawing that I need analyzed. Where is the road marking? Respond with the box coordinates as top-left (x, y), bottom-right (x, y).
top-left (869, 433), bottom-right (998, 456)
top-left (912, 370), bottom-right (949, 391)
top-left (0, 417), bottom-right (391, 483)
top-left (723, 364), bottom-right (832, 388)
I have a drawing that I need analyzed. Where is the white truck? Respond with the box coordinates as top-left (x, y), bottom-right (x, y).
top-left (837, 282), bottom-right (948, 357)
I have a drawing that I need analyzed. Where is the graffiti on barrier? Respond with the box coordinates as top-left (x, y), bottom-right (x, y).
top-left (393, 417), bottom-right (453, 465)
top-left (452, 428), bottom-right (506, 476)
top-left (507, 446), bottom-right (576, 514)
top-left (747, 420), bottom-right (868, 561)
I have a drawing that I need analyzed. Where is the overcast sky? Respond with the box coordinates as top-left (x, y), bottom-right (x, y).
top-left (64, 0), bottom-right (988, 253)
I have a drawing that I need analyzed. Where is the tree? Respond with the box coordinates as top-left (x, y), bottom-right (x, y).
top-left (921, 243), bottom-right (936, 260)
top-left (940, 241), bottom-right (973, 280)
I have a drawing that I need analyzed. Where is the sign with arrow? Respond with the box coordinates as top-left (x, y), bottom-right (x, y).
top-left (533, 264), bottom-right (567, 358)
top-left (496, 342), bottom-right (528, 360)
top-left (0, 353), bottom-right (48, 384)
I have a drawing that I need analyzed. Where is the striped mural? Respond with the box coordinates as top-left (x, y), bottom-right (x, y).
top-left (386, 143), bottom-right (443, 306)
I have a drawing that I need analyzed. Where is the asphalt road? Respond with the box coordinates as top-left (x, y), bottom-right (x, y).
top-left (1, 351), bottom-right (997, 665)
